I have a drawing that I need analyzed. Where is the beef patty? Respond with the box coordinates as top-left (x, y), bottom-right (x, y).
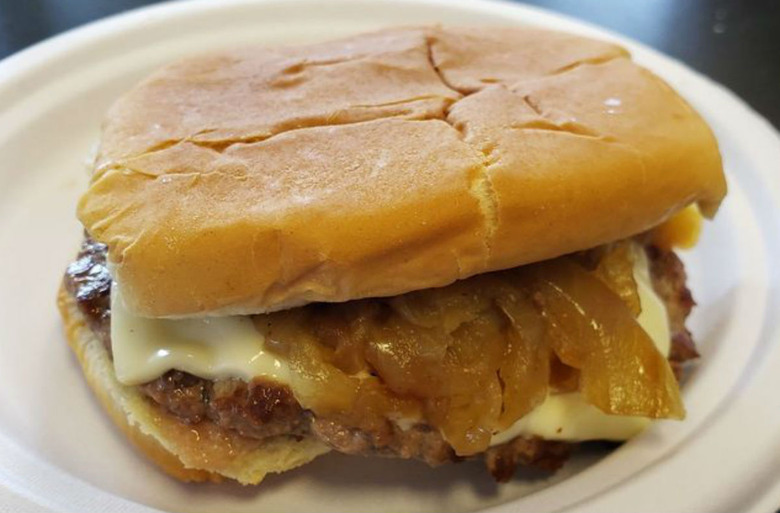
top-left (63, 237), bottom-right (697, 482)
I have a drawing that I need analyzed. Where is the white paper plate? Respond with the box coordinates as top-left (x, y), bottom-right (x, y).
top-left (1, 0), bottom-right (779, 511)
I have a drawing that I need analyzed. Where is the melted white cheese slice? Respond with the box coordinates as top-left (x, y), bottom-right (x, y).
top-left (488, 246), bottom-right (671, 445)
top-left (111, 288), bottom-right (290, 385)
top-left (111, 245), bottom-right (671, 443)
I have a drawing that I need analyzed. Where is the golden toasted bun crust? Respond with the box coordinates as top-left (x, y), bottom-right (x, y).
top-left (78, 26), bottom-right (726, 317)
top-left (57, 286), bottom-right (329, 484)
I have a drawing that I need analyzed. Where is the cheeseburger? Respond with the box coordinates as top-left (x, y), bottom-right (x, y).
top-left (58, 26), bottom-right (726, 483)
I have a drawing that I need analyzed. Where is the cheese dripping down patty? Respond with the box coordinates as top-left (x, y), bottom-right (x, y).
top-left (110, 245), bottom-right (670, 444)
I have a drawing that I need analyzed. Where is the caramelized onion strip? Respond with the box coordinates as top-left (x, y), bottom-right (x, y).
top-left (528, 258), bottom-right (684, 419)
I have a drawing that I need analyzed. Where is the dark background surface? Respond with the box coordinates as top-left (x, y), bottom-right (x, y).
top-left (1, 0), bottom-right (779, 129)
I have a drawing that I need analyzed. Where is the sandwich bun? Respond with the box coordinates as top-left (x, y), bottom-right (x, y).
top-left (78, 26), bottom-right (725, 318)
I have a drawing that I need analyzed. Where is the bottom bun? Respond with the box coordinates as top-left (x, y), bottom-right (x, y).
top-left (57, 285), bottom-right (330, 484)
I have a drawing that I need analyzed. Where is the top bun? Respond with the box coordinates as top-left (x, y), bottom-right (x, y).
top-left (78, 26), bottom-right (726, 318)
